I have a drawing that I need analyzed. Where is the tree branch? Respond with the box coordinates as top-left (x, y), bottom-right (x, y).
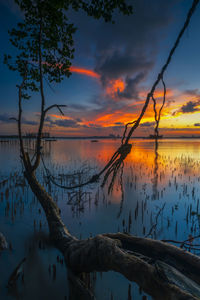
top-left (32, 20), bottom-right (45, 172)
top-left (9, 117), bottom-right (18, 122)
top-left (18, 67), bottom-right (28, 166)
top-left (44, 104), bottom-right (67, 115)
top-left (124, 0), bottom-right (199, 144)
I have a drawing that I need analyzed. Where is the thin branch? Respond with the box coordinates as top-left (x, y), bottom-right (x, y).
top-left (44, 104), bottom-right (67, 115)
top-left (158, 78), bottom-right (166, 124)
top-left (9, 117), bottom-right (18, 122)
top-left (145, 203), bottom-right (166, 238)
top-left (123, 0), bottom-right (199, 144)
top-left (152, 94), bottom-right (158, 136)
top-left (18, 65), bottom-right (28, 166)
top-left (152, 76), bottom-right (167, 137)
top-left (162, 234), bottom-right (200, 247)
top-left (121, 120), bottom-right (136, 145)
top-left (32, 19), bottom-right (45, 172)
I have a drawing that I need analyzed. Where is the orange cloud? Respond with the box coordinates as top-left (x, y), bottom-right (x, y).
top-left (44, 61), bottom-right (127, 100)
top-left (106, 78), bottom-right (125, 99)
top-left (70, 66), bottom-right (126, 100)
top-left (69, 66), bottom-right (128, 101)
top-left (42, 61), bottom-right (100, 79)
top-left (47, 68), bottom-right (200, 136)
top-left (70, 66), bottom-right (100, 79)
top-left (50, 114), bottom-right (69, 119)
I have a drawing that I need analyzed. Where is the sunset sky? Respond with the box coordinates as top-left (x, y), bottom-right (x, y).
top-left (1, 0), bottom-right (200, 137)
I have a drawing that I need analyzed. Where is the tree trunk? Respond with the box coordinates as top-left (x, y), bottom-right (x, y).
top-left (24, 169), bottom-right (200, 300)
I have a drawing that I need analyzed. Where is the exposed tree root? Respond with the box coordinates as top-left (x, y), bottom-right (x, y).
top-left (23, 168), bottom-right (200, 300)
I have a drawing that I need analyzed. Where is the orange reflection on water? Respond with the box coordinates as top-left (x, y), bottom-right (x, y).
top-left (51, 139), bottom-right (200, 181)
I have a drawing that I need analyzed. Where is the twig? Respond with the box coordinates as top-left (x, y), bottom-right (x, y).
top-left (44, 104), bottom-right (67, 115)
top-left (145, 203), bottom-right (166, 238)
top-left (123, 0), bottom-right (199, 144)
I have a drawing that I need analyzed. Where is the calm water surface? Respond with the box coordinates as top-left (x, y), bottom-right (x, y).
top-left (1, 138), bottom-right (200, 299)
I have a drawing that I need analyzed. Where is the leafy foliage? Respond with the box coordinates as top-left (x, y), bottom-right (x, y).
top-left (4, 0), bottom-right (133, 99)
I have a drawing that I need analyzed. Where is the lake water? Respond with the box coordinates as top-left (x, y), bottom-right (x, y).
top-left (1, 138), bottom-right (200, 300)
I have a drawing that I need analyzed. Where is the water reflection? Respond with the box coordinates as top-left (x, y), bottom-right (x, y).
top-left (1, 138), bottom-right (200, 299)
top-left (152, 140), bottom-right (159, 200)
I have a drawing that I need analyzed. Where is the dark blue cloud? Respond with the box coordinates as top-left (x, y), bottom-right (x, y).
top-left (181, 100), bottom-right (200, 113)
top-left (140, 122), bottom-right (155, 127)
top-left (0, 114), bottom-right (37, 125)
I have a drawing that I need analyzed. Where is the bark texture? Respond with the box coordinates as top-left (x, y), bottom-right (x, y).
top-left (23, 165), bottom-right (200, 300)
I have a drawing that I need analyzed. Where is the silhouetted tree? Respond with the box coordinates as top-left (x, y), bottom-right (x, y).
top-left (4, 1), bottom-right (200, 299)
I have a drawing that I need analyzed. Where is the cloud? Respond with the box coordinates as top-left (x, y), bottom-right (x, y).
top-left (79, 0), bottom-right (177, 99)
top-left (68, 103), bottom-right (91, 111)
top-left (95, 51), bottom-right (153, 100)
top-left (95, 51), bottom-right (152, 81)
top-left (0, 114), bottom-right (37, 125)
top-left (165, 99), bottom-right (175, 108)
top-left (194, 123), bottom-right (200, 127)
top-left (115, 122), bottom-right (123, 125)
top-left (54, 119), bottom-right (80, 128)
top-left (75, 117), bottom-right (83, 122)
top-left (67, 0), bottom-right (180, 104)
top-left (184, 89), bottom-right (200, 96)
top-left (0, 114), bottom-right (15, 123)
top-left (140, 121), bottom-right (155, 127)
top-left (70, 66), bottom-right (99, 79)
top-left (45, 116), bottom-right (89, 129)
top-left (118, 73), bottom-right (146, 99)
top-left (180, 100), bottom-right (200, 113)
top-left (22, 119), bottom-right (38, 125)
